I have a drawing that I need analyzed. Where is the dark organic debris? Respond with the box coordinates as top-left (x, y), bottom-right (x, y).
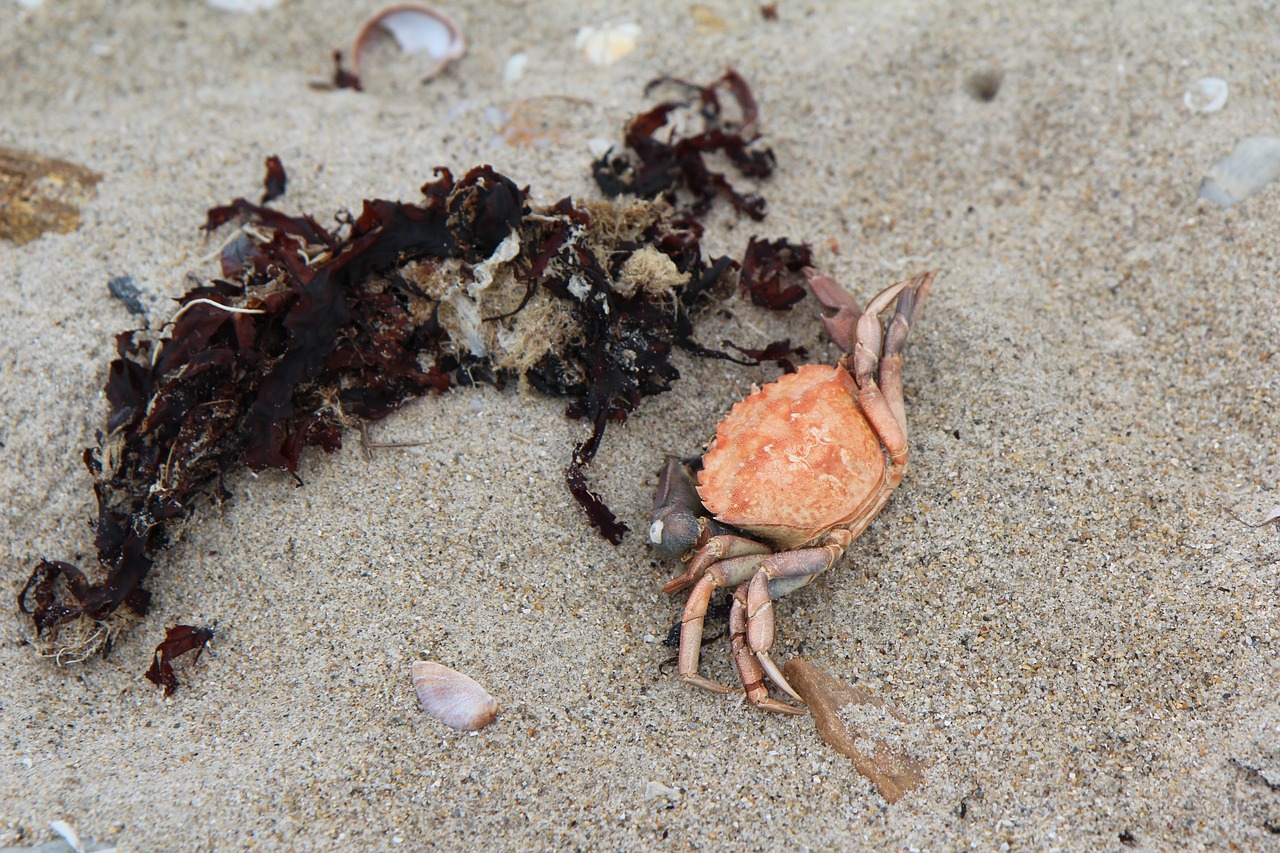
top-left (739, 236), bottom-right (813, 309)
top-left (107, 274), bottom-right (149, 317)
top-left (329, 50), bottom-right (363, 91)
top-left (261, 155), bottom-right (287, 204)
top-left (723, 339), bottom-right (808, 374)
top-left (593, 69), bottom-right (775, 220)
top-left (20, 163), bottom-right (750, 645)
top-left (145, 624), bottom-right (214, 696)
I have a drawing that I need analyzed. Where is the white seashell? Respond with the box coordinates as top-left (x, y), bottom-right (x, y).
top-left (575, 23), bottom-right (640, 66)
top-left (503, 53), bottom-right (529, 86)
top-left (411, 661), bottom-right (498, 730)
top-left (1198, 136), bottom-right (1280, 207)
top-left (205, 0), bottom-right (278, 10)
top-left (350, 4), bottom-right (467, 84)
top-left (1184, 77), bottom-right (1228, 113)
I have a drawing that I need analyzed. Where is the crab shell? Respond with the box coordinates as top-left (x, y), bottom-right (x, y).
top-left (696, 362), bottom-right (886, 551)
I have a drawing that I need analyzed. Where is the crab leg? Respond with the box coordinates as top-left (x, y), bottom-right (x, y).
top-left (729, 585), bottom-right (806, 715)
top-left (677, 554), bottom-right (770, 694)
top-left (742, 534), bottom-right (850, 702)
top-left (662, 534), bottom-right (772, 594)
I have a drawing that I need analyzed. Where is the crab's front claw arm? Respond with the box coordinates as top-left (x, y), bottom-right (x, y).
top-left (649, 458), bottom-right (708, 559)
top-left (805, 267), bottom-right (861, 354)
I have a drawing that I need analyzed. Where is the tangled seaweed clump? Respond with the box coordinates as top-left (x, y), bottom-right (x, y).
top-left (19, 164), bottom-right (747, 656)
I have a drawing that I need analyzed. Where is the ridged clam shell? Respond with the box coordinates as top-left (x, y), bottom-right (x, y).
top-left (411, 661), bottom-right (498, 731)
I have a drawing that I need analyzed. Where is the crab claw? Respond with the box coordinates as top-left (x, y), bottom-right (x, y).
top-left (805, 266), bottom-right (861, 354)
top-left (649, 458), bottom-right (707, 559)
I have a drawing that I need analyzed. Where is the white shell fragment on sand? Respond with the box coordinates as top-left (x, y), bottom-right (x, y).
top-left (575, 23), bottom-right (640, 66)
top-left (1184, 77), bottom-right (1228, 113)
top-left (1198, 136), bottom-right (1280, 207)
top-left (411, 661), bottom-right (498, 730)
top-left (351, 4), bottom-right (467, 83)
top-left (204, 0), bottom-right (279, 10)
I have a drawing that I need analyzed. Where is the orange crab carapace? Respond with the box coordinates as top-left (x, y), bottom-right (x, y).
top-left (649, 268), bottom-right (934, 713)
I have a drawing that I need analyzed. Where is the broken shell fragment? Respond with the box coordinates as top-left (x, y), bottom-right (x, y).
top-left (411, 661), bottom-right (498, 730)
top-left (1184, 77), bottom-right (1228, 113)
top-left (1198, 136), bottom-right (1280, 207)
top-left (351, 4), bottom-right (467, 85)
top-left (575, 23), bottom-right (640, 66)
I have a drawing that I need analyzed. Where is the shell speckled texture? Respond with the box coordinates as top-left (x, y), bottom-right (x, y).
top-left (696, 363), bottom-right (885, 549)
top-left (411, 661), bottom-right (498, 731)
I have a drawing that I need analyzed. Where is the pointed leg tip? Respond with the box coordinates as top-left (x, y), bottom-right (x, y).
top-left (757, 652), bottom-right (804, 702)
top-left (682, 673), bottom-right (732, 695)
top-left (757, 697), bottom-right (808, 716)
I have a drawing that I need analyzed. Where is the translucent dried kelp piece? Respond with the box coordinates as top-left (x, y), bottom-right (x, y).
top-left (0, 145), bottom-right (101, 245)
top-left (784, 658), bottom-right (927, 803)
top-left (1198, 136), bottom-right (1280, 207)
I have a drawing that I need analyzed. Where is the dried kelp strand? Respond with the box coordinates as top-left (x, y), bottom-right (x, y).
top-left (411, 661), bottom-right (498, 730)
top-left (784, 658), bottom-right (927, 803)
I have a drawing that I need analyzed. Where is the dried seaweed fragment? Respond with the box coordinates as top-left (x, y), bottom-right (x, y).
top-left (20, 163), bottom-right (753, 651)
top-left (145, 624), bottom-right (213, 696)
top-left (260, 154), bottom-right (287, 204)
top-left (784, 658), bottom-right (927, 803)
top-left (739, 236), bottom-right (813, 309)
top-left (0, 145), bottom-right (101, 245)
top-left (593, 70), bottom-right (775, 220)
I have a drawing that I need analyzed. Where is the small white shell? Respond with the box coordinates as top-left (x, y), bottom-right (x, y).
top-left (1184, 77), bottom-right (1228, 113)
top-left (411, 661), bottom-right (498, 730)
top-left (1198, 136), bottom-right (1280, 207)
top-left (575, 23), bottom-right (640, 66)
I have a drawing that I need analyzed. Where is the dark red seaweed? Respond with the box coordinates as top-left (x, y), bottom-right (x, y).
top-left (145, 625), bottom-right (214, 696)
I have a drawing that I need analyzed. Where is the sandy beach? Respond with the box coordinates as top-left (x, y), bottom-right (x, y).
top-left (3, 1), bottom-right (1279, 849)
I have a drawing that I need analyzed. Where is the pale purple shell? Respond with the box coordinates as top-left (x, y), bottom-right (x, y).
top-left (411, 661), bottom-right (498, 731)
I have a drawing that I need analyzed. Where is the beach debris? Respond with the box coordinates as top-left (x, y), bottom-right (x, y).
top-left (964, 70), bottom-right (1002, 103)
top-left (144, 625), bottom-right (214, 696)
top-left (502, 52), bottom-right (528, 85)
top-left (575, 23), bottom-right (640, 66)
top-left (204, 0), bottom-right (278, 11)
top-left (652, 270), bottom-right (934, 714)
top-left (690, 5), bottom-right (728, 33)
top-left (783, 659), bottom-right (927, 803)
top-left (343, 4), bottom-right (467, 90)
top-left (411, 661), bottom-right (498, 730)
top-left (1198, 136), bottom-right (1280, 207)
top-left (739, 236), bottom-right (813, 309)
top-left (47, 820), bottom-right (117, 853)
top-left (593, 69), bottom-right (775, 220)
top-left (0, 145), bottom-right (101, 245)
top-left (260, 154), bottom-right (287, 204)
top-left (644, 780), bottom-right (682, 801)
top-left (107, 275), bottom-right (149, 317)
top-left (1184, 77), bottom-right (1228, 113)
top-left (760, 4), bottom-right (779, 21)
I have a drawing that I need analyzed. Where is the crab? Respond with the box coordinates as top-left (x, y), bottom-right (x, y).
top-left (649, 267), bottom-right (934, 714)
